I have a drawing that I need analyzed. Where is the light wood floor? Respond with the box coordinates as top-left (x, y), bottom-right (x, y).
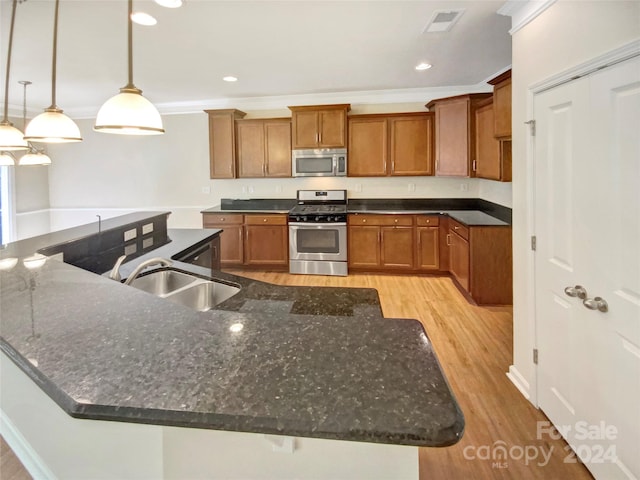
top-left (1, 271), bottom-right (594, 480)
top-left (228, 270), bottom-right (594, 480)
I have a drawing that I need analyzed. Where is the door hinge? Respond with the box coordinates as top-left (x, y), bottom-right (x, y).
top-left (533, 349), bottom-right (539, 365)
top-left (531, 235), bottom-right (537, 251)
top-left (525, 119), bottom-right (536, 136)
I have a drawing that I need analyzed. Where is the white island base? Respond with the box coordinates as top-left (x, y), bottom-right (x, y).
top-left (1, 353), bottom-right (418, 479)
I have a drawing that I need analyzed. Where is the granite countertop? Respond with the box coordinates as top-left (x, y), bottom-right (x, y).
top-left (203, 198), bottom-right (511, 226)
top-left (0, 214), bottom-right (464, 448)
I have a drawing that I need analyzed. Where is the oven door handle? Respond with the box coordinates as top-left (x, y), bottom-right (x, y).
top-left (289, 222), bottom-right (347, 228)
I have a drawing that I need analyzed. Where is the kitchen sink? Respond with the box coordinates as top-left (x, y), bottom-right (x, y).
top-left (128, 267), bottom-right (240, 311)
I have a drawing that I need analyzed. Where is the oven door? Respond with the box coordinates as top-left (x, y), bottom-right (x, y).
top-left (289, 223), bottom-right (347, 261)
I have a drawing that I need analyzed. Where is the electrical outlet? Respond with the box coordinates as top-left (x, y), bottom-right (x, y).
top-left (248, 186), bottom-right (255, 194)
top-left (355, 183), bottom-right (362, 193)
top-left (242, 186), bottom-right (247, 194)
top-left (275, 185), bottom-right (282, 194)
top-left (201, 186), bottom-right (211, 195)
top-left (408, 183), bottom-right (415, 193)
top-left (460, 183), bottom-right (469, 192)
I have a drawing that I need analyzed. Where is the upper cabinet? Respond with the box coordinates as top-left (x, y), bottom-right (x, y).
top-left (426, 94), bottom-right (492, 177)
top-left (205, 109), bottom-right (246, 179)
top-left (474, 98), bottom-right (511, 182)
top-left (348, 113), bottom-right (434, 177)
top-left (288, 104), bottom-right (350, 149)
top-left (488, 69), bottom-right (512, 139)
top-left (236, 118), bottom-right (292, 178)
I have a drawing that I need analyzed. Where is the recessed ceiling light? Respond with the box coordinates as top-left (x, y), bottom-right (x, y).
top-left (415, 63), bottom-right (432, 71)
top-left (154, 0), bottom-right (183, 7)
top-left (223, 76), bottom-right (238, 82)
top-left (130, 12), bottom-right (157, 26)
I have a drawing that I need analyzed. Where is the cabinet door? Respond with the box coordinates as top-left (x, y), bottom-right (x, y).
top-left (219, 225), bottom-right (244, 266)
top-left (493, 78), bottom-right (512, 138)
top-left (389, 114), bottom-right (434, 176)
top-left (348, 226), bottom-right (381, 268)
top-left (207, 110), bottom-right (242, 179)
top-left (244, 225), bottom-right (288, 266)
top-left (449, 230), bottom-right (470, 291)
top-left (291, 110), bottom-right (319, 149)
top-left (348, 117), bottom-right (387, 176)
top-left (381, 227), bottom-right (414, 269)
top-left (264, 120), bottom-right (292, 177)
top-left (474, 103), bottom-right (502, 180)
top-left (416, 227), bottom-right (440, 270)
top-left (435, 98), bottom-right (470, 176)
top-left (237, 121), bottom-right (265, 178)
top-left (319, 109), bottom-right (346, 147)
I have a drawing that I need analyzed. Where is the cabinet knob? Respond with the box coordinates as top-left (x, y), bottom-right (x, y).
top-left (454, 226), bottom-right (459, 230)
top-left (220, 218), bottom-right (225, 222)
top-left (426, 219), bottom-right (430, 224)
top-left (394, 219), bottom-right (398, 223)
top-left (362, 219), bottom-right (367, 223)
top-left (263, 218), bottom-right (268, 222)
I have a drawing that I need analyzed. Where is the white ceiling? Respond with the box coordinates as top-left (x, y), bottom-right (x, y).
top-left (1, 0), bottom-right (512, 118)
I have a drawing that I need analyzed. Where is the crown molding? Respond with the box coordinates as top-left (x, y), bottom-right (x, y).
top-left (498, 0), bottom-right (557, 35)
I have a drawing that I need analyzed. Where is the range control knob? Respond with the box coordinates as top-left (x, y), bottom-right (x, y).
top-left (315, 216), bottom-right (322, 222)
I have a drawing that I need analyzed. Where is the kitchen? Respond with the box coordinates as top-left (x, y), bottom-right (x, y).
top-left (1, 1), bottom-right (639, 479)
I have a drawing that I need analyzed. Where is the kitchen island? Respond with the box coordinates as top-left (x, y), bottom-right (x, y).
top-left (0, 212), bottom-right (463, 479)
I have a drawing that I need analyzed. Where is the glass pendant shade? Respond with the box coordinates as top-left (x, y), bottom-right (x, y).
top-left (0, 152), bottom-right (15, 166)
top-left (24, 108), bottom-right (82, 143)
top-left (18, 151), bottom-right (52, 166)
top-left (94, 88), bottom-right (164, 135)
top-left (0, 122), bottom-right (29, 151)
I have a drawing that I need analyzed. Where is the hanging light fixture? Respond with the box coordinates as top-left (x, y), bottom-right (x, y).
top-left (0, 0), bottom-right (28, 151)
top-left (24, 0), bottom-right (82, 143)
top-left (94, 0), bottom-right (164, 135)
top-left (0, 152), bottom-right (16, 166)
top-left (18, 81), bottom-right (52, 166)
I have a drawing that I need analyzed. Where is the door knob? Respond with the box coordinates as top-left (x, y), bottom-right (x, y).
top-left (564, 285), bottom-right (588, 299)
top-left (583, 297), bottom-right (608, 313)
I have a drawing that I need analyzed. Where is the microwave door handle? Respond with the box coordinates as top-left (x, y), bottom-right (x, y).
top-left (333, 157), bottom-right (338, 175)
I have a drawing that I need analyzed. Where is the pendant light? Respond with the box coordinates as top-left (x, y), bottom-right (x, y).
top-left (94, 0), bottom-right (164, 135)
top-left (0, 0), bottom-right (28, 151)
top-left (18, 81), bottom-right (52, 166)
top-left (24, 0), bottom-right (82, 143)
top-left (0, 152), bottom-right (16, 166)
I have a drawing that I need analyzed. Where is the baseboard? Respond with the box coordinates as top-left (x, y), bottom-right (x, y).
top-left (0, 409), bottom-right (57, 480)
top-left (506, 365), bottom-right (531, 401)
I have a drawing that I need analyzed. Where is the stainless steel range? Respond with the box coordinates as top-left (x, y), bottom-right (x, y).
top-left (288, 189), bottom-right (347, 276)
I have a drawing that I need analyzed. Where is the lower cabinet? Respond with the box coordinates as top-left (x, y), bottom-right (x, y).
top-left (447, 218), bottom-right (512, 305)
top-left (203, 213), bottom-right (288, 269)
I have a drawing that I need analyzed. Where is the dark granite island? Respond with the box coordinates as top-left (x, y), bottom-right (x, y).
top-left (0, 212), bottom-right (464, 479)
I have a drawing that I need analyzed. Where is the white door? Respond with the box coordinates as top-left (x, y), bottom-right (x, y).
top-left (535, 56), bottom-right (640, 480)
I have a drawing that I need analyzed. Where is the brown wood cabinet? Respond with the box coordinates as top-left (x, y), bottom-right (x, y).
top-left (488, 69), bottom-right (512, 139)
top-left (447, 218), bottom-right (512, 305)
top-left (236, 118), bottom-right (291, 178)
top-left (205, 109), bottom-right (246, 179)
top-left (426, 94), bottom-right (492, 177)
top-left (203, 213), bottom-right (288, 269)
top-left (288, 104), bottom-right (350, 149)
top-left (416, 216), bottom-right (440, 270)
top-left (474, 99), bottom-right (513, 181)
top-left (348, 113), bottom-right (434, 177)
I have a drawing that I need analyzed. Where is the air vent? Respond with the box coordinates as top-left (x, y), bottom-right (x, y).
top-left (423, 9), bottom-right (465, 33)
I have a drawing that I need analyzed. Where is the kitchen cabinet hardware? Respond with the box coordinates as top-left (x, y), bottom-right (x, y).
top-left (446, 234), bottom-right (452, 246)
top-left (583, 296), bottom-right (609, 313)
top-left (564, 285), bottom-right (588, 299)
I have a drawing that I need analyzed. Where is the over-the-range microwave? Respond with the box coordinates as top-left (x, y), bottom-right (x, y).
top-left (292, 148), bottom-right (347, 177)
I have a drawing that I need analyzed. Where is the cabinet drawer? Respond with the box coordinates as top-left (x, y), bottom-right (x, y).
top-left (245, 214), bottom-right (288, 226)
top-left (348, 214), bottom-right (413, 226)
top-left (416, 215), bottom-right (440, 227)
top-left (203, 213), bottom-right (244, 226)
top-left (449, 219), bottom-right (469, 240)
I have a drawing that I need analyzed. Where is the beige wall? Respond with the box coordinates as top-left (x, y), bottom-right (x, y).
top-left (45, 94), bottom-right (512, 232)
top-left (510, 0), bottom-right (640, 400)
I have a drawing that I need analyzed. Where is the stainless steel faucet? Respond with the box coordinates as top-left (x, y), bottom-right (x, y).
top-left (122, 257), bottom-right (172, 285)
top-left (109, 255), bottom-right (127, 281)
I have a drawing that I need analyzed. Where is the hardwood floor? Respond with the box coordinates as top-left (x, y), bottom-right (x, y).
top-left (1, 271), bottom-right (593, 479)
top-left (228, 270), bottom-right (594, 480)
top-left (0, 436), bottom-right (31, 480)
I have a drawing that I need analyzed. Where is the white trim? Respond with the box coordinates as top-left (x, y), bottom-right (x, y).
top-left (498, 0), bottom-right (557, 35)
top-left (506, 366), bottom-right (531, 401)
top-left (10, 82), bottom-right (494, 119)
top-left (0, 409), bottom-right (57, 480)
top-left (530, 38), bottom-right (640, 94)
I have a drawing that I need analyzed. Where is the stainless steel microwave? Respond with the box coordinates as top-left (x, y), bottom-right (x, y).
top-left (292, 148), bottom-right (347, 177)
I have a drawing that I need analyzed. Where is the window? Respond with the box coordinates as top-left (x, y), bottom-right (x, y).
top-left (0, 166), bottom-right (14, 244)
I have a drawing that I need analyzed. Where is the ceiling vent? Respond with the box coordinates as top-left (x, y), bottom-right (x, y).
top-left (423, 9), bottom-right (465, 33)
